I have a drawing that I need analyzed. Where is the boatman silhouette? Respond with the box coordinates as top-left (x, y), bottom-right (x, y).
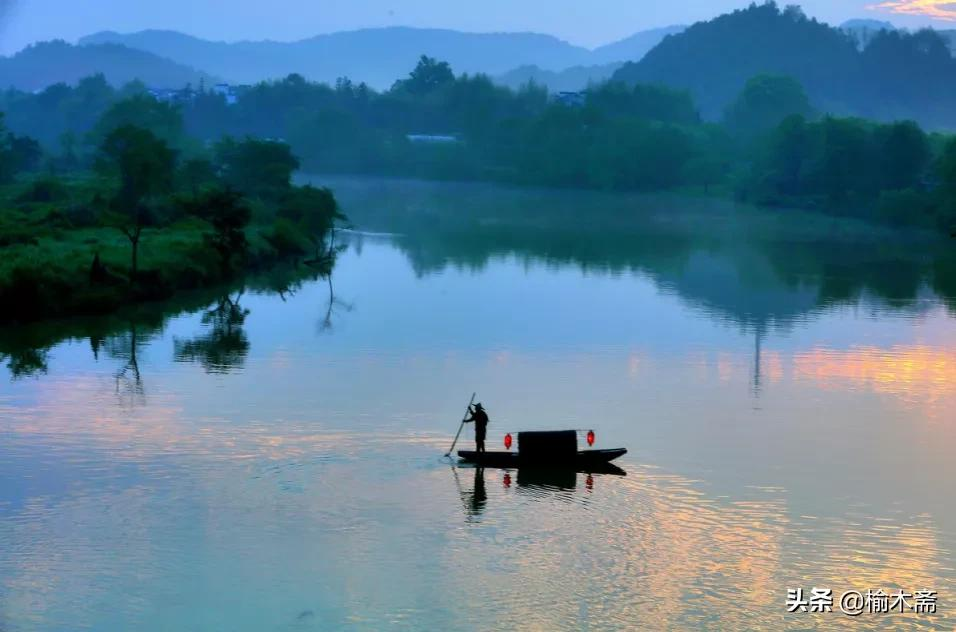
top-left (463, 403), bottom-right (489, 453)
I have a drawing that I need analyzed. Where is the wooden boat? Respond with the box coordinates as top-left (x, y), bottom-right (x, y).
top-left (458, 447), bottom-right (627, 470)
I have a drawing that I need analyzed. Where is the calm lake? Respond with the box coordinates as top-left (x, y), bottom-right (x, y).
top-left (2, 175), bottom-right (956, 630)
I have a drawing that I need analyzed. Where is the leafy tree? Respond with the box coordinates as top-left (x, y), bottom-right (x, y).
top-left (0, 113), bottom-right (42, 181)
top-left (183, 188), bottom-right (252, 275)
top-left (936, 138), bottom-right (956, 231)
top-left (57, 131), bottom-right (80, 170)
top-left (818, 117), bottom-right (874, 204)
top-left (214, 137), bottom-right (299, 200)
top-left (179, 157), bottom-right (219, 197)
top-left (91, 95), bottom-right (185, 147)
top-left (393, 55), bottom-right (455, 95)
top-left (96, 125), bottom-right (176, 278)
top-left (761, 114), bottom-right (815, 197)
top-left (277, 185), bottom-right (345, 258)
top-left (876, 121), bottom-right (930, 191)
top-left (8, 135), bottom-right (42, 173)
top-left (586, 81), bottom-right (699, 125)
top-left (67, 74), bottom-right (116, 136)
top-left (724, 74), bottom-right (814, 139)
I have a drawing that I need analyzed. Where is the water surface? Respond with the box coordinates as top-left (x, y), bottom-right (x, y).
top-left (2, 176), bottom-right (955, 630)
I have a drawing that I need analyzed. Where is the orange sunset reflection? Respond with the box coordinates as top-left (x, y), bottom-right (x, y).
top-left (792, 345), bottom-right (956, 417)
top-left (438, 468), bottom-right (955, 630)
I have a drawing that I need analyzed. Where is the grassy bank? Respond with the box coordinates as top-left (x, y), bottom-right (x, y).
top-left (0, 174), bottom-right (337, 325)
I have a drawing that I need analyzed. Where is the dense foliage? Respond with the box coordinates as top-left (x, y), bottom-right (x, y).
top-left (5, 49), bottom-right (956, 236)
top-left (0, 113), bottom-right (42, 183)
top-left (3, 24), bottom-right (956, 325)
top-left (613, 2), bottom-right (956, 128)
top-left (0, 97), bottom-right (344, 324)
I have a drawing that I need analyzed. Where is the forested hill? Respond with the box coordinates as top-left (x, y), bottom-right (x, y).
top-left (0, 40), bottom-right (215, 91)
top-left (612, 2), bottom-right (956, 129)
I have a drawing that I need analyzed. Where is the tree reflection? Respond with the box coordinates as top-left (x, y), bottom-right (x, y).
top-left (109, 322), bottom-right (146, 407)
top-left (318, 270), bottom-right (353, 333)
top-left (1, 259), bottom-right (335, 382)
top-left (1, 346), bottom-right (49, 379)
top-left (173, 293), bottom-right (250, 374)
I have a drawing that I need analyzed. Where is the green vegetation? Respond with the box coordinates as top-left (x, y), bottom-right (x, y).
top-left (0, 102), bottom-right (344, 325)
top-left (5, 7), bottom-right (956, 325)
top-left (6, 52), bottom-right (956, 232)
top-left (739, 115), bottom-right (952, 229)
top-left (613, 2), bottom-right (956, 128)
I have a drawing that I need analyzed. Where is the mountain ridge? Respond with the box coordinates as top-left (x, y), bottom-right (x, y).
top-left (0, 40), bottom-right (216, 91)
top-left (77, 26), bottom-right (684, 90)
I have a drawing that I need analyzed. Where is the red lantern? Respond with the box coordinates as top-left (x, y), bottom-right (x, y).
top-left (504, 433), bottom-right (513, 450)
top-left (587, 430), bottom-right (595, 447)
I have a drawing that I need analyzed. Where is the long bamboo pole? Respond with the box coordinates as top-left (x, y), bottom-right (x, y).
top-left (444, 392), bottom-right (476, 457)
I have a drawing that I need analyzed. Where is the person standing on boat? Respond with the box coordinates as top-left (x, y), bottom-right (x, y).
top-left (464, 403), bottom-right (489, 453)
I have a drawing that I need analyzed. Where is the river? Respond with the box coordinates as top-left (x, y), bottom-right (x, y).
top-left (1, 175), bottom-right (955, 630)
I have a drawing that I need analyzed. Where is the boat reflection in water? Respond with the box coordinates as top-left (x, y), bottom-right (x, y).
top-left (451, 462), bottom-right (626, 521)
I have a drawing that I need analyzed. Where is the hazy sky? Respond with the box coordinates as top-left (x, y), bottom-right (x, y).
top-left (0, 0), bottom-right (952, 55)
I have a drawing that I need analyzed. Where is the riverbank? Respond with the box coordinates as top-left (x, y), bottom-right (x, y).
top-left (0, 175), bottom-right (337, 326)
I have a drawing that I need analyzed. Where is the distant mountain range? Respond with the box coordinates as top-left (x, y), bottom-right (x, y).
top-left (0, 40), bottom-right (215, 91)
top-left (492, 25), bottom-right (684, 92)
top-left (587, 26), bottom-right (686, 65)
top-left (77, 28), bottom-right (590, 89)
top-left (76, 26), bottom-right (685, 90)
top-left (4, 14), bottom-right (955, 126)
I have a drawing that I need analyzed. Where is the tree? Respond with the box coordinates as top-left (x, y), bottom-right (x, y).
top-left (763, 114), bottom-right (814, 196)
top-left (876, 121), bottom-right (930, 191)
top-left (96, 125), bottom-right (176, 279)
top-left (818, 116), bottom-right (874, 205)
top-left (393, 55), bottom-right (455, 96)
top-left (92, 95), bottom-right (185, 147)
top-left (936, 138), bottom-right (956, 231)
top-left (183, 188), bottom-right (252, 275)
top-left (0, 113), bottom-right (43, 181)
top-left (586, 81), bottom-right (699, 125)
top-left (8, 135), bottom-right (42, 173)
top-left (724, 74), bottom-right (814, 139)
top-left (277, 185), bottom-right (345, 259)
top-left (179, 157), bottom-right (219, 198)
top-left (214, 137), bottom-right (299, 200)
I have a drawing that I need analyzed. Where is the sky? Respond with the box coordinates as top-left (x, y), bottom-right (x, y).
top-left (0, 0), bottom-right (954, 55)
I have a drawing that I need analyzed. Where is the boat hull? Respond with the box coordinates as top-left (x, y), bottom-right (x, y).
top-left (457, 448), bottom-right (627, 470)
